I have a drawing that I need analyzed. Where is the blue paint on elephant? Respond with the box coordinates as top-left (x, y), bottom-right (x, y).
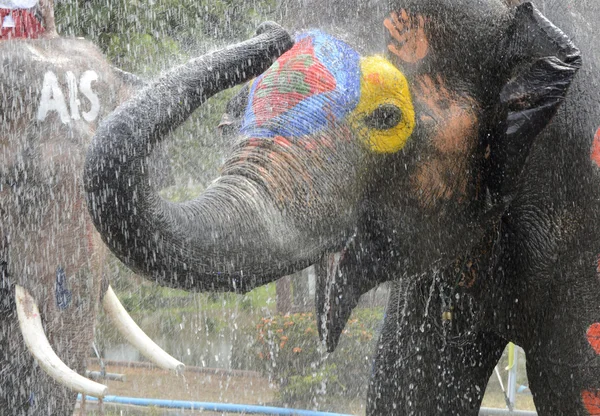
top-left (55, 266), bottom-right (71, 310)
top-left (241, 30), bottom-right (361, 139)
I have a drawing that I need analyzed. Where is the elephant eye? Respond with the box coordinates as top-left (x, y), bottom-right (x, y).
top-left (364, 104), bottom-right (403, 130)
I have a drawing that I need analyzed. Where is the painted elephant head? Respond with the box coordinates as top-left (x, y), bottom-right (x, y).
top-left (314, 0), bottom-right (586, 351)
top-left (86, 1), bottom-right (578, 293)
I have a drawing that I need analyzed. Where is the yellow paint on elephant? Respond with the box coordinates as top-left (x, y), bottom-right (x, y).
top-left (350, 56), bottom-right (415, 153)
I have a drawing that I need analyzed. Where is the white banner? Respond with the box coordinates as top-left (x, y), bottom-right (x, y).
top-left (0, 0), bottom-right (38, 9)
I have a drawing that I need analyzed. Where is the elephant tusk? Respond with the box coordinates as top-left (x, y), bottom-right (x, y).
top-left (102, 286), bottom-right (185, 372)
top-left (15, 285), bottom-right (108, 398)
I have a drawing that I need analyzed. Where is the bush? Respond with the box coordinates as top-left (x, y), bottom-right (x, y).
top-left (246, 308), bottom-right (383, 409)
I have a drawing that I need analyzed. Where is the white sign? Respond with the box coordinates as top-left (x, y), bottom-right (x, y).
top-left (2, 14), bottom-right (15, 28)
top-left (0, 0), bottom-right (38, 9)
top-left (36, 70), bottom-right (100, 124)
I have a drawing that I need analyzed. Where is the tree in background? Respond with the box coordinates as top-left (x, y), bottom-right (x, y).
top-left (53, 0), bottom-right (278, 190)
top-left (54, 0), bottom-right (278, 73)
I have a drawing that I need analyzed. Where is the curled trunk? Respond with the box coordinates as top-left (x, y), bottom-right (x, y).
top-left (85, 24), bottom-right (304, 292)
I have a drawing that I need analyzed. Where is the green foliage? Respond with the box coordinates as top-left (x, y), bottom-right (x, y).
top-left (54, 0), bottom-right (278, 189)
top-left (245, 308), bottom-right (383, 408)
top-left (282, 364), bottom-right (342, 404)
top-left (109, 278), bottom-right (275, 315)
top-left (54, 0), bottom-right (279, 74)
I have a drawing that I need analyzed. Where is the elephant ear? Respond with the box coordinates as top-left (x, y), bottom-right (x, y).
top-left (488, 2), bottom-right (582, 199)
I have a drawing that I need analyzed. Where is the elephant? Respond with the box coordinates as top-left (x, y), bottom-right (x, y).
top-left (0, 5), bottom-right (184, 414)
top-left (85, 0), bottom-right (600, 415)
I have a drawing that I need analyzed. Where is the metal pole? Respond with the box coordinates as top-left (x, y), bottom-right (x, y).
top-left (507, 344), bottom-right (519, 409)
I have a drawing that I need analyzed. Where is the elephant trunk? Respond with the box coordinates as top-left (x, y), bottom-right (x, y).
top-left (85, 24), bottom-right (317, 292)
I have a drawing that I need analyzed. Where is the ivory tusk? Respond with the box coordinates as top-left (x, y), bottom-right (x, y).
top-left (102, 286), bottom-right (184, 372)
top-left (15, 285), bottom-right (108, 398)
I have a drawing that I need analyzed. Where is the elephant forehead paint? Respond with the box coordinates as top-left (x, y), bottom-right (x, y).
top-left (242, 31), bottom-right (416, 153)
top-left (242, 31), bottom-right (361, 139)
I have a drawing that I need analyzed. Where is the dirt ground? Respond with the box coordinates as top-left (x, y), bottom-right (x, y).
top-left (87, 364), bottom-right (275, 403)
top-left (77, 363), bottom-right (535, 415)
top-left (78, 364), bottom-right (277, 415)
top-left (481, 389), bottom-right (536, 411)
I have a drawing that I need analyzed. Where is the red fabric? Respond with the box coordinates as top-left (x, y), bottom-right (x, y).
top-left (0, 8), bottom-right (44, 40)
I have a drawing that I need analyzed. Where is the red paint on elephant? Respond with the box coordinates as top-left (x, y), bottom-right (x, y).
top-left (274, 136), bottom-right (292, 148)
top-left (411, 74), bottom-right (479, 203)
top-left (366, 72), bottom-right (384, 86)
top-left (590, 127), bottom-right (600, 167)
top-left (587, 323), bottom-right (600, 355)
top-left (384, 9), bottom-right (429, 64)
top-left (583, 389), bottom-right (600, 415)
top-left (251, 37), bottom-right (336, 127)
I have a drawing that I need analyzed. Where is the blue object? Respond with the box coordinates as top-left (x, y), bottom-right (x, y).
top-left (55, 266), bottom-right (71, 310)
top-left (78, 394), bottom-right (353, 416)
top-left (242, 30), bottom-right (360, 140)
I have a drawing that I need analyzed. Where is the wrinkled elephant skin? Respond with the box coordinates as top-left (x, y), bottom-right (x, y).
top-left (86, 2), bottom-right (600, 415)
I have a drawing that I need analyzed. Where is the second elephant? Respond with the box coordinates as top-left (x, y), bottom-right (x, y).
top-left (0, 26), bottom-right (184, 415)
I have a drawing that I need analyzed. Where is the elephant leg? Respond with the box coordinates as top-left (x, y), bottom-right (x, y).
top-left (0, 268), bottom-right (97, 415)
top-left (522, 250), bottom-right (600, 416)
top-left (367, 277), bottom-right (507, 416)
top-left (0, 286), bottom-right (80, 416)
top-left (0, 285), bottom-right (36, 415)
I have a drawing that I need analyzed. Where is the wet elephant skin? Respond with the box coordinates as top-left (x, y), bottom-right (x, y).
top-left (364, 1), bottom-right (600, 415)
